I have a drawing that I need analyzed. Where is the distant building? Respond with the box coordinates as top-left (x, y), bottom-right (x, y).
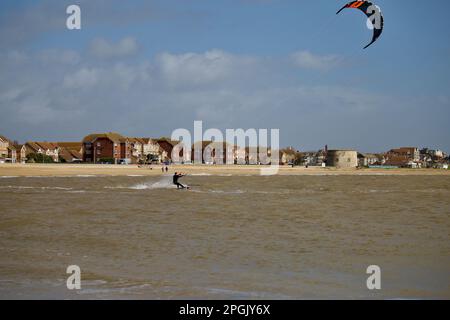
top-left (7, 146), bottom-right (16, 163)
top-left (301, 150), bottom-right (326, 166)
top-left (128, 138), bottom-right (144, 163)
top-left (279, 147), bottom-right (297, 165)
top-left (82, 132), bottom-right (131, 164)
top-left (385, 147), bottom-right (420, 167)
top-left (300, 152), bottom-right (317, 166)
top-left (245, 147), bottom-right (259, 165)
top-left (327, 150), bottom-right (358, 168)
top-left (141, 138), bottom-right (162, 162)
top-left (191, 141), bottom-right (234, 165)
top-left (0, 136), bottom-right (8, 161)
top-left (156, 138), bottom-right (179, 163)
top-left (233, 146), bottom-right (247, 165)
top-left (57, 142), bottom-right (82, 153)
top-left (0, 135), bottom-right (17, 163)
top-left (57, 142), bottom-right (83, 163)
top-left (420, 148), bottom-right (445, 159)
top-left (14, 144), bottom-right (26, 163)
top-left (128, 138), bottom-right (162, 163)
top-left (358, 153), bottom-right (384, 167)
top-left (25, 141), bottom-right (59, 162)
top-left (243, 146), bottom-right (272, 165)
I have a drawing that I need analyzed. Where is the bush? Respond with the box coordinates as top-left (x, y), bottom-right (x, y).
top-left (27, 153), bottom-right (54, 163)
top-left (98, 157), bottom-right (115, 164)
top-left (146, 154), bottom-right (159, 163)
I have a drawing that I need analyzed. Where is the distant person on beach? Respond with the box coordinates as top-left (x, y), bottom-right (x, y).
top-left (165, 166), bottom-right (169, 172)
top-left (173, 172), bottom-right (186, 189)
top-left (161, 166), bottom-right (164, 173)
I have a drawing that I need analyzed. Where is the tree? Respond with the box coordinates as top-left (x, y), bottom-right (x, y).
top-left (27, 153), bottom-right (54, 163)
top-left (146, 154), bottom-right (159, 163)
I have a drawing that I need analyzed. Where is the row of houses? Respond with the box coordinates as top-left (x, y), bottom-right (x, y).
top-left (383, 147), bottom-right (449, 169)
top-left (0, 132), bottom-right (301, 165)
top-left (0, 133), bottom-right (174, 164)
top-left (1, 133), bottom-right (449, 168)
top-left (299, 147), bottom-right (449, 169)
top-left (82, 133), bottom-right (174, 164)
top-left (0, 136), bottom-right (83, 164)
top-left (83, 133), bottom-right (299, 165)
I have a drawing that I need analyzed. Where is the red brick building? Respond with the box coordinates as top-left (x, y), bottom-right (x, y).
top-left (82, 132), bottom-right (131, 164)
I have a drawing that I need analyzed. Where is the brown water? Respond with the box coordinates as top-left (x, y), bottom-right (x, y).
top-left (0, 174), bottom-right (449, 299)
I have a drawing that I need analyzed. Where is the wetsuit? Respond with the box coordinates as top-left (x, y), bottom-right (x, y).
top-left (173, 174), bottom-right (185, 189)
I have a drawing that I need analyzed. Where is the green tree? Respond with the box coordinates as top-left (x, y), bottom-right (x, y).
top-left (146, 154), bottom-right (159, 163)
top-left (98, 157), bottom-right (115, 164)
top-left (27, 153), bottom-right (54, 163)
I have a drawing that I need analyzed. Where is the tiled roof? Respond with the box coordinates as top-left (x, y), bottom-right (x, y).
top-left (25, 142), bottom-right (59, 152)
top-left (0, 135), bottom-right (14, 145)
top-left (58, 147), bottom-right (82, 162)
top-left (57, 142), bottom-right (82, 151)
top-left (25, 142), bottom-right (42, 152)
top-left (140, 138), bottom-right (158, 144)
top-left (36, 142), bottom-right (58, 150)
top-left (157, 138), bottom-right (179, 147)
top-left (82, 132), bottom-right (125, 143)
top-left (13, 144), bottom-right (24, 151)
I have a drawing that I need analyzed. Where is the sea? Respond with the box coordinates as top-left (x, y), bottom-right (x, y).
top-left (0, 174), bottom-right (449, 299)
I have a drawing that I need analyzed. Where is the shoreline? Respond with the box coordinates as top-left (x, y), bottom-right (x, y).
top-left (1, 163), bottom-right (449, 177)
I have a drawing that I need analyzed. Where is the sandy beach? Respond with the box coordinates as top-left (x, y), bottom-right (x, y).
top-left (0, 163), bottom-right (449, 177)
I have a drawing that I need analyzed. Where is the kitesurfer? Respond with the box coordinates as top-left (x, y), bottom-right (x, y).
top-left (173, 172), bottom-right (186, 189)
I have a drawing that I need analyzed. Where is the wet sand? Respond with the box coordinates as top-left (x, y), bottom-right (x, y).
top-left (1, 163), bottom-right (449, 177)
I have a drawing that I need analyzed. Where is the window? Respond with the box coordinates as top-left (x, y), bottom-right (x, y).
top-left (97, 142), bottom-right (101, 147)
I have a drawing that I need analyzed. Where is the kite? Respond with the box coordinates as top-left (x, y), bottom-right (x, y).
top-left (336, 1), bottom-right (384, 49)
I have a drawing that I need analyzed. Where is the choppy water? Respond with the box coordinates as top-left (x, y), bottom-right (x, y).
top-left (0, 174), bottom-right (449, 299)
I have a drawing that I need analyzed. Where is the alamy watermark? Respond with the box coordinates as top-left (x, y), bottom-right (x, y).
top-left (66, 265), bottom-right (81, 290)
top-left (366, 265), bottom-right (381, 290)
top-left (170, 121), bottom-right (280, 175)
top-left (66, 5), bottom-right (81, 30)
top-left (366, 4), bottom-right (382, 30)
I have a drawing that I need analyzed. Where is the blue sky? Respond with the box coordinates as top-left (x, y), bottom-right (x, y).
top-left (1, 0), bottom-right (449, 152)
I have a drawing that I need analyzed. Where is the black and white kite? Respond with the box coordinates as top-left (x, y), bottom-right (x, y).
top-left (337, 1), bottom-right (384, 49)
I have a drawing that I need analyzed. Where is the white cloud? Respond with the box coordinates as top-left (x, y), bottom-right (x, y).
top-left (0, 46), bottom-right (448, 152)
top-left (290, 50), bottom-right (340, 70)
top-left (156, 49), bottom-right (258, 87)
top-left (89, 37), bottom-right (139, 58)
top-left (38, 49), bottom-right (80, 65)
top-left (63, 68), bottom-right (99, 88)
